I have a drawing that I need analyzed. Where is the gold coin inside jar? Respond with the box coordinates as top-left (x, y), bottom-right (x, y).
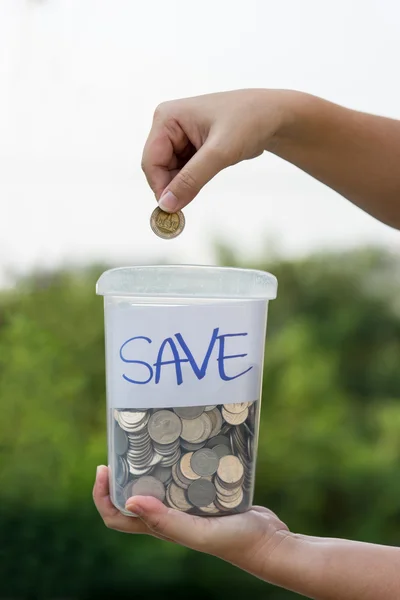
top-left (168, 482), bottom-right (192, 511)
top-left (222, 406), bottom-right (249, 425)
top-left (217, 455), bottom-right (244, 486)
top-left (150, 206), bottom-right (185, 239)
top-left (216, 488), bottom-right (244, 509)
top-left (180, 452), bottom-right (201, 481)
top-left (223, 402), bottom-right (250, 414)
top-left (200, 502), bottom-right (220, 514)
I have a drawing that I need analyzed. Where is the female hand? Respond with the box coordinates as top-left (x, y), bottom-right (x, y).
top-left (93, 465), bottom-right (292, 579)
top-left (141, 89), bottom-right (295, 212)
top-left (142, 89), bottom-right (400, 229)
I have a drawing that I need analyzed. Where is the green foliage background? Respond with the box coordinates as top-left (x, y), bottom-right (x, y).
top-left (1, 247), bottom-right (399, 599)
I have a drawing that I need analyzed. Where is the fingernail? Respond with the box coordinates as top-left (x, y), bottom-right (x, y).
top-left (158, 191), bottom-right (178, 213)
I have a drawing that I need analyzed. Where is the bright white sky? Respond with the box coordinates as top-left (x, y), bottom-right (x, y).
top-left (0, 0), bottom-right (399, 285)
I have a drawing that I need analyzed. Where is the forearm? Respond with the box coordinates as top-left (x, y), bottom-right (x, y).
top-left (269, 92), bottom-right (400, 229)
top-left (261, 532), bottom-right (400, 599)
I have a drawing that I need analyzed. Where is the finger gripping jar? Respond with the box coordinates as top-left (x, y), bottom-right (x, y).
top-left (96, 265), bottom-right (277, 517)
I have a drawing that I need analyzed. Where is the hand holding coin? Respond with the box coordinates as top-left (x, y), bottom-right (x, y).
top-left (141, 90), bottom-right (288, 213)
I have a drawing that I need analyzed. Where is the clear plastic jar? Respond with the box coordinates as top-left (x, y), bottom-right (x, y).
top-left (96, 265), bottom-right (277, 517)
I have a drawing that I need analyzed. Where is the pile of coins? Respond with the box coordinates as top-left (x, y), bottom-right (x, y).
top-left (112, 401), bottom-right (257, 516)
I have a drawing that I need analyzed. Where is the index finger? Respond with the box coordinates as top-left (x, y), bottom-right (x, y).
top-left (141, 131), bottom-right (175, 200)
top-left (141, 112), bottom-right (191, 200)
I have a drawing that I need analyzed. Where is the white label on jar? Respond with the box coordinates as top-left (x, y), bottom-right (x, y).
top-left (105, 300), bottom-right (267, 409)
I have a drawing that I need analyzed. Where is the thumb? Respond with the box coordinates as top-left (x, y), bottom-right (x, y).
top-left (158, 142), bottom-right (227, 212)
top-left (126, 495), bottom-right (212, 551)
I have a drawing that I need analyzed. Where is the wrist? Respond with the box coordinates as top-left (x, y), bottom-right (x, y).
top-left (260, 530), bottom-right (306, 582)
top-left (223, 527), bottom-right (308, 584)
top-left (264, 89), bottom-right (323, 154)
top-left (258, 531), bottom-right (324, 595)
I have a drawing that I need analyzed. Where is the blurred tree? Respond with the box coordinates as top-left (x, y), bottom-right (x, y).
top-left (1, 249), bottom-right (399, 599)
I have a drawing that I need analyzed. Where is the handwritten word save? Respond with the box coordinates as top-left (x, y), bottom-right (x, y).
top-left (119, 327), bottom-right (252, 385)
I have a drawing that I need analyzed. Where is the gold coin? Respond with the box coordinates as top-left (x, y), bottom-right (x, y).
top-left (180, 413), bottom-right (212, 443)
top-left (150, 206), bottom-right (185, 239)
top-left (200, 502), bottom-right (220, 514)
top-left (215, 488), bottom-right (244, 510)
top-left (179, 453), bottom-right (201, 481)
top-left (207, 408), bottom-right (223, 437)
top-left (222, 407), bottom-right (249, 425)
top-left (215, 486), bottom-right (243, 503)
top-left (223, 402), bottom-right (249, 414)
top-left (217, 455), bottom-right (244, 486)
top-left (171, 462), bottom-right (190, 489)
top-left (214, 477), bottom-right (242, 497)
top-left (167, 483), bottom-right (192, 511)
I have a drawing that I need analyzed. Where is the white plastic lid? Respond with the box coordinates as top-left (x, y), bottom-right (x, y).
top-left (96, 265), bottom-right (277, 300)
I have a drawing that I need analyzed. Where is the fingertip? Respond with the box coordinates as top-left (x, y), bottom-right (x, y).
top-left (125, 496), bottom-right (168, 516)
top-left (96, 465), bottom-right (108, 479)
top-left (158, 191), bottom-right (179, 213)
top-left (94, 465), bottom-right (109, 496)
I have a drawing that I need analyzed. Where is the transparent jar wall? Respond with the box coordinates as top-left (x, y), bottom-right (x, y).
top-left (104, 296), bottom-right (267, 517)
top-left (109, 400), bottom-right (261, 517)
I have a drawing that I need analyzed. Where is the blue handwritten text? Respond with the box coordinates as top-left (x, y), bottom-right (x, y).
top-left (119, 328), bottom-right (252, 385)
